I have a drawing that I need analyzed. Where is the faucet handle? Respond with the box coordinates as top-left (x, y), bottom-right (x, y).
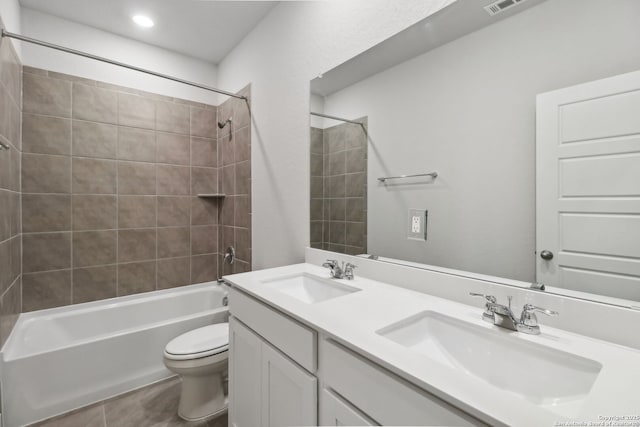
top-left (322, 259), bottom-right (338, 268)
top-left (470, 293), bottom-right (497, 323)
top-left (521, 304), bottom-right (559, 317)
top-left (469, 292), bottom-right (497, 303)
top-left (518, 304), bottom-right (558, 335)
top-left (344, 263), bottom-right (357, 280)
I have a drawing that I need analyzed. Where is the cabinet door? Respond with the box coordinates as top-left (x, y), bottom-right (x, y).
top-left (261, 341), bottom-right (318, 427)
top-left (320, 388), bottom-right (377, 426)
top-left (229, 317), bottom-right (262, 427)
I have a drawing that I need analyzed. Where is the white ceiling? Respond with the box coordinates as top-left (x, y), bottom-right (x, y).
top-left (19, 0), bottom-right (278, 63)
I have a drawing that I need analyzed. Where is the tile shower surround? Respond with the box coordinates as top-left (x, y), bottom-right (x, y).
top-left (310, 119), bottom-right (367, 255)
top-left (0, 25), bottom-right (22, 348)
top-left (20, 66), bottom-right (251, 312)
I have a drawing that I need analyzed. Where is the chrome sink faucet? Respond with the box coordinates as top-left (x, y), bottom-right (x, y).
top-left (470, 293), bottom-right (559, 335)
top-left (322, 260), bottom-right (357, 280)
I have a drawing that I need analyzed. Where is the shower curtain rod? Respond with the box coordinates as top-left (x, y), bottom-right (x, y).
top-left (310, 111), bottom-right (365, 127)
top-left (0, 30), bottom-right (247, 100)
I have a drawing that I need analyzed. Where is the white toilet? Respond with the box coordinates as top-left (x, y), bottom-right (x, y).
top-left (163, 323), bottom-right (229, 421)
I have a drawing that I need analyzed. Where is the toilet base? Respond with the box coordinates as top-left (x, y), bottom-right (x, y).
top-left (179, 396), bottom-right (228, 422)
top-left (177, 371), bottom-right (227, 421)
top-left (163, 351), bottom-right (229, 422)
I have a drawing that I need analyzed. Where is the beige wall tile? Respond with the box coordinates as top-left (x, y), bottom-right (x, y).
top-left (0, 191), bottom-right (12, 241)
top-left (221, 165), bottom-right (235, 195)
top-left (235, 227), bottom-right (251, 263)
top-left (156, 132), bottom-right (189, 165)
top-left (73, 265), bottom-right (117, 304)
top-left (191, 167), bottom-right (218, 195)
top-left (22, 270), bottom-right (71, 312)
top-left (156, 101), bottom-right (189, 134)
top-left (0, 240), bottom-right (11, 295)
top-left (73, 230), bottom-right (117, 268)
top-left (0, 85), bottom-right (21, 148)
top-left (23, 232), bottom-right (71, 273)
top-left (221, 196), bottom-right (234, 226)
top-left (157, 257), bottom-right (190, 290)
top-left (22, 114), bottom-right (71, 155)
top-left (22, 194), bottom-right (71, 233)
top-left (234, 127), bottom-right (251, 162)
top-left (158, 196), bottom-right (190, 226)
top-left (191, 197), bottom-right (218, 225)
top-left (72, 83), bottom-right (117, 124)
top-left (118, 195), bottom-right (156, 228)
top-left (23, 73), bottom-right (72, 118)
top-left (118, 261), bottom-right (156, 296)
top-left (191, 254), bottom-right (217, 284)
top-left (220, 134), bottom-right (234, 167)
top-left (118, 93), bottom-right (155, 129)
top-left (157, 227), bottom-right (190, 258)
top-left (157, 165), bottom-right (190, 195)
top-left (118, 127), bottom-right (156, 162)
top-left (72, 195), bottom-right (117, 231)
top-left (190, 106), bottom-right (216, 138)
top-left (117, 161), bottom-right (156, 195)
top-left (235, 160), bottom-right (250, 195)
top-left (191, 137), bottom-right (217, 168)
top-left (191, 225), bottom-right (217, 255)
top-left (22, 154), bottom-right (71, 194)
top-left (235, 196), bottom-right (251, 228)
top-left (0, 39), bottom-right (21, 103)
top-left (118, 229), bottom-right (156, 262)
top-left (72, 158), bottom-right (117, 194)
top-left (72, 120), bottom-right (117, 159)
top-left (0, 278), bottom-right (20, 347)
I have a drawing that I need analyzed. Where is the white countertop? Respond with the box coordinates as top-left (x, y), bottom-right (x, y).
top-left (224, 263), bottom-right (640, 427)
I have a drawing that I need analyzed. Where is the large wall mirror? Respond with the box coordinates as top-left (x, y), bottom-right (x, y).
top-left (309, 0), bottom-right (640, 307)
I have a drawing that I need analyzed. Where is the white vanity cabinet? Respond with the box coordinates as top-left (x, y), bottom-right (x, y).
top-left (229, 317), bottom-right (318, 427)
top-left (228, 288), bottom-right (318, 427)
top-left (228, 286), bottom-right (484, 427)
top-left (319, 389), bottom-right (377, 426)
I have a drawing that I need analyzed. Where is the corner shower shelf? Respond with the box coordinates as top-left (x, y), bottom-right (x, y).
top-left (197, 193), bottom-right (226, 199)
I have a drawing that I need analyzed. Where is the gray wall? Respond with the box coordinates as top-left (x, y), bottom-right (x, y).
top-left (0, 25), bottom-right (21, 347)
top-left (323, 0), bottom-right (640, 281)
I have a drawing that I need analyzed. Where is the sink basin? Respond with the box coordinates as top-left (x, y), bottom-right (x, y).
top-left (377, 311), bottom-right (602, 417)
top-left (261, 273), bottom-right (360, 304)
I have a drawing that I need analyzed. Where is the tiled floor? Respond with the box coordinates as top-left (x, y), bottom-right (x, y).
top-left (30, 377), bottom-right (228, 427)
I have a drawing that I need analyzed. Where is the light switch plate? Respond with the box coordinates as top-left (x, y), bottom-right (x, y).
top-left (408, 209), bottom-right (427, 241)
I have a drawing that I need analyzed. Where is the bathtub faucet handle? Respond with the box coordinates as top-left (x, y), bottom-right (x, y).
top-left (224, 246), bottom-right (235, 265)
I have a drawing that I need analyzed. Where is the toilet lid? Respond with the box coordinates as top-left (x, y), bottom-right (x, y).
top-left (165, 323), bottom-right (229, 359)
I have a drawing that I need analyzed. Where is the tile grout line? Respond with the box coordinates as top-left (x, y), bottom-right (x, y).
top-left (115, 94), bottom-right (120, 297)
top-left (189, 107), bottom-right (193, 286)
top-left (69, 82), bottom-right (74, 305)
top-left (153, 103), bottom-right (158, 291)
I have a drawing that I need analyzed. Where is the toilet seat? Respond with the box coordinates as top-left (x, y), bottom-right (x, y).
top-left (164, 323), bottom-right (229, 361)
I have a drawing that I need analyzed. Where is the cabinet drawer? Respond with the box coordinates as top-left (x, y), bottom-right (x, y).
top-left (229, 287), bottom-right (317, 372)
top-left (321, 339), bottom-right (485, 427)
top-left (320, 388), bottom-right (377, 426)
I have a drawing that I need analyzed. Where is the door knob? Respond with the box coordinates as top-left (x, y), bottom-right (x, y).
top-left (540, 250), bottom-right (554, 260)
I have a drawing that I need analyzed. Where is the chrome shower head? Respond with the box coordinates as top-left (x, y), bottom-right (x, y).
top-left (218, 117), bottom-right (232, 129)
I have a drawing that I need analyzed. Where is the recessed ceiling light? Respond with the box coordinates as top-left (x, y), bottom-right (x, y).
top-left (132, 15), bottom-right (154, 28)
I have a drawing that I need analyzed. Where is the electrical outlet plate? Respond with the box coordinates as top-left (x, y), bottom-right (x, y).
top-left (408, 209), bottom-right (427, 241)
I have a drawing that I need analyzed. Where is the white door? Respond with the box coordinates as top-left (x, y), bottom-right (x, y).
top-left (536, 69), bottom-right (640, 302)
top-left (261, 341), bottom-right (317, 427)
top-left (319, 388), bottom-right (377, 426)
top-left (229, 317), bottom-right (263, 427)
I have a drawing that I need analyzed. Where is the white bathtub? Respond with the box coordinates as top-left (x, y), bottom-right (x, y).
top-left (0, 282), bottom-right (228, 427)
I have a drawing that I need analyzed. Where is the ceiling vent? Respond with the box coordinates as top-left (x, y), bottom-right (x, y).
top-left (484, 0), bottom-right (529, 16)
